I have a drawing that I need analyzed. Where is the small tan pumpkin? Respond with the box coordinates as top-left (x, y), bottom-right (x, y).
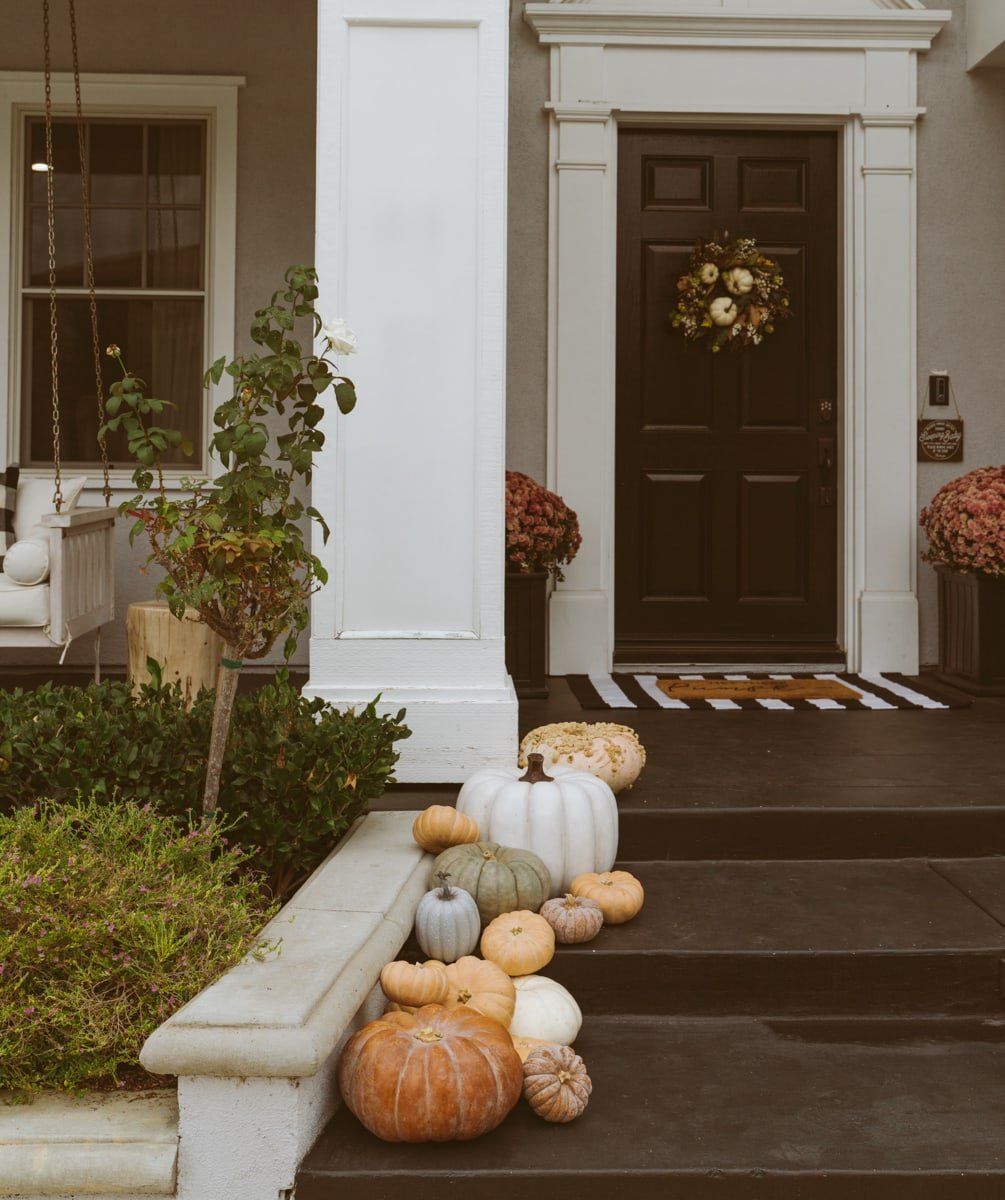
top-left (539, 893), bottom-right (604, 944)
top-left (511, 1034), bottom-right (550, 1063)
top-left (480, 910), bottom-right (555, 976)
top-left (379, 959), bottom-right (449, 1008)
top-left (522, 1042), bottom-right (592, 1123)
top-left (442, 955), bottom-right (516, 1028)
top-left (338, 1004), bottom-right (523, 1142)
top-left (412, 805), bottom-right (480, 855)
top-left (570, 870), bottom-right (644, 925)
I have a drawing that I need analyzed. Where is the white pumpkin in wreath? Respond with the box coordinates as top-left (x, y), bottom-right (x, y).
top-left (519, 722), bottom-right (646, 794)
top-left (456, 754), bottom-right (618, 894)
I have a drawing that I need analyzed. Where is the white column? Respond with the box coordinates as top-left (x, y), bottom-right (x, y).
top-left (309, 0), bottom-right (516, 781)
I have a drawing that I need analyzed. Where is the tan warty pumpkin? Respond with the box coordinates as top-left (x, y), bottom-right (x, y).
top-left (379, 959), bottom-right (449, 1008)
top-left (518, 721), bottom-right (646, 794)
top-left (539, 893), bottom-right (604, 944)
top-left (442, 955), bottom-right (516, 1028)
top-left (522, 1042), bottom-right (592, 1123)
top-left (570, 869), bottom-right (644, 925)
top-left (480, 910), bottom-right (555, 976)
top-left (411, 805), bottom-right (480, 855)
top-left (338, 1004), bottom-right (523, 1142)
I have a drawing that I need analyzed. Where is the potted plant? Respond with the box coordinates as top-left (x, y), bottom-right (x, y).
top-left (504, 471), bottom-right (581, 698)
top-left (102, 265), bottom-right (359, 810)
top-left (920, 465), bottom-right (1005, 694)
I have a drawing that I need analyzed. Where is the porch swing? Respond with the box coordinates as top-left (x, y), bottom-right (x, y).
top-left (0, 0), bottom-right (114, 675)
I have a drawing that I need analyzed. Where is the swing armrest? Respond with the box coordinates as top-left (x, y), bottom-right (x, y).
top-left (40, 508), bottom-right (116, 644)
top-left (40, 507), bottom-right (117, 531)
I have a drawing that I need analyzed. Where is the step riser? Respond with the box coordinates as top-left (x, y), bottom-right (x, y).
top-left (547, 953), bottom-right (1005, 1016)
top-left (616, 811), bottom-right (1005, 861)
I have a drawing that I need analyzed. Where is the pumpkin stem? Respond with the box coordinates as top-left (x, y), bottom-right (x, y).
top-left (435, 870), bottom-right (455, 899)
top-left (519, 752), bottom-right (554, 785)
top-left (413, 1027), bottom-right (444, 1044)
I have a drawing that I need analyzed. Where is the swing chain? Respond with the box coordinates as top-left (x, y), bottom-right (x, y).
top-left (42, 0), bottom-right (63, 514)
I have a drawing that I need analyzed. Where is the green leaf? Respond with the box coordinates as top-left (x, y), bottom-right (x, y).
top-left (334, 382), bottom-right (356, 414)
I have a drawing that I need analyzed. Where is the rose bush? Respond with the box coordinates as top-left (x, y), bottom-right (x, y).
top-left (920, 465), bottom-right (1005, 577)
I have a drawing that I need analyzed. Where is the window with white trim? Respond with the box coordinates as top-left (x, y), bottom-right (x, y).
top-left (0, 74), bottom-right (241, 482)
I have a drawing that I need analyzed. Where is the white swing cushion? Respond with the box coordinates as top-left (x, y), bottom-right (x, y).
top-left (14, 475), bottom-right (87, 541)
top-left (0, 574), bottom-right (49, 626)
top-left (3, 537), bottom-right (50, 586)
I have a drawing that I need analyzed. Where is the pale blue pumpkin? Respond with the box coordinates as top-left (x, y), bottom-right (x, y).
top-left (414, 872), bottom-right (481, 963)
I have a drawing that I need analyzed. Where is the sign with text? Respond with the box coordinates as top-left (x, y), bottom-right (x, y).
top-left (917, 419), bottom-right (964, 463)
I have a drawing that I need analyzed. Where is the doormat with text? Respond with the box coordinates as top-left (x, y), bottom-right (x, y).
top-left (566, 673), bottom-right (970, 711)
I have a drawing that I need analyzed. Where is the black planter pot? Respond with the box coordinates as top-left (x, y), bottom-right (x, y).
top-left (934, 565), bottom-right (1005, 695)
top-left (505, 570), bottom-right (549, 699)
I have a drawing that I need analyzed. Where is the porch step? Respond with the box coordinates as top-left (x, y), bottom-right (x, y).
top-left (295, 1015), bottom-right (1005, 1199)
top-left (544, 858), bottom-right (1005, 1015)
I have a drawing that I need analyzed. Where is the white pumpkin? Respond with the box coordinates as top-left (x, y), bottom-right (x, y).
top-left (456, 755), bottom-right (618, 894)
top-left (509, 974), bottom-right (582, 1045)
top-left (413, 872), bottom-right (481, 963)
top-left (519, 722), bottom-right (646, 794)
top-left (698, 262), bottom-right (719, 285)
top-left (709, 296), bottom-right (738, 326)
top-left (724, 267), bottom-right (754, 295)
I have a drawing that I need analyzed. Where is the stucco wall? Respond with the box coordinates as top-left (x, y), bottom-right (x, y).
top-left (917, 0), bottom-right (1005, 666)
top-left (0, 0), bottom-right (317, 670)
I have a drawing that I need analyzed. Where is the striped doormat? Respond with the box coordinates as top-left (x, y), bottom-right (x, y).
top-left (567, 673), bottom-right (969, 711)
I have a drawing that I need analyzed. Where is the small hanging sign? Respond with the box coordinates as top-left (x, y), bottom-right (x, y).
top-left (917, 418), bottom-right (964, 463)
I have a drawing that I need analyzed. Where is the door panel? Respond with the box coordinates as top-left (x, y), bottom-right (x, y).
top-left (615, 129), bottom-right (839, 663)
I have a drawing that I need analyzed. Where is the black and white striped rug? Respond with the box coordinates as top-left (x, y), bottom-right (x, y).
top-left (567, 673), bottom-right (968, 711)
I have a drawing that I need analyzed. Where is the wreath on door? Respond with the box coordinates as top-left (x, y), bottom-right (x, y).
top-left (670, 234), bottom-right (791, 352)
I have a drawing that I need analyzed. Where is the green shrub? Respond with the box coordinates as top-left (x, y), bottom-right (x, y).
top-left (0, 796), bottom-right (277, 1095)
top-left (0, 674), bottom-right (410, 899)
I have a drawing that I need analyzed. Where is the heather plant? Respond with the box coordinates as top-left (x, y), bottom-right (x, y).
top-left (0, 675), bottom-right (410, 900)
top-left (505, 470), bottom-right (582, 580)
top-left (920, 465), bottom-right (1005, 577)
top-left (0, 796), bottom-right (277, 1095)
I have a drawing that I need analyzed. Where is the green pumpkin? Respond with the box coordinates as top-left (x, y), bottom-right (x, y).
top-left (428, 842), bottom-right (552, 926)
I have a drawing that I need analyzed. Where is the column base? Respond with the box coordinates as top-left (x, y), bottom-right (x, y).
top-left (857, 590), bottom-right (920, 674)
top-left (549, 589), bottom-right (610, 675)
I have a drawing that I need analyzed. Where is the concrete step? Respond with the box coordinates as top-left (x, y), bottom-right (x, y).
top-left (296, 1015), bottom-right (1005, 1199)
top-left (542, 858), bottom-right (1005, 1015)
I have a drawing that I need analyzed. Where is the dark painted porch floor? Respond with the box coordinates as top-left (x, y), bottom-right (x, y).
top-left (300, 675), bottom-right (1005, 1198)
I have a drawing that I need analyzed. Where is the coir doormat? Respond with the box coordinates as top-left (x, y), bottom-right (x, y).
top-left (566, 673), bottom-right (970, 711)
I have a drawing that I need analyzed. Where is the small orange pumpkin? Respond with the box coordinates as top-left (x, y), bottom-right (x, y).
top-left (442, 955), bottom-right (516, 1028)
top-left (570, 870), bottom-right (644, 924)
top-left (412, 805), bottom-right (480, 855)
top-left (338, 1004), bottom-right (523, 1141)
top-left (379, 959), bottom-right (449, 1008)
top-left (480, 910), bottom-right (555, 976)
top-left (539, 893), bottom-right (604, 944)
top-left (522, 1042), bottom-right (592, 1123)
top-left (511, 1034), bottom-right (551, 1063)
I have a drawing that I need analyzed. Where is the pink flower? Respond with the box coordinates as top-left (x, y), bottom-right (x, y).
top-left (920, 466), bottom-right (1005, 577)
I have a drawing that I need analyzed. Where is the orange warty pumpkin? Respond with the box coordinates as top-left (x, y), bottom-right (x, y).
top-left (480, 910), bottom-right (555, 976)
top-left (442, 955), bottom-right (516, 1028)
top-left (412, 805), bottom-right (480, 855)
top-left (522, 1042), bottom-right (592, 1123)
top-left (379, 959), bottom-right (449, 1008)
top-left (570, 870), bottom-right (645, 924)
top-left (338, 1004), bottom-right (523, 1142)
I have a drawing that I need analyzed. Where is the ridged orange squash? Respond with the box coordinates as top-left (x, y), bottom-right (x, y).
top-left (379, 959), bottom-right (449, 1008)
top-left (523, 1042), bottom-right (592, 1123)
top-left (338, 1004), bottom-right (523, 1142)
top-left (442, 955), bottom-right (516, 1028)
top-left (480, 910), bottom-right (555, 976)
top-left (412, 805), bottom-right (480, 855)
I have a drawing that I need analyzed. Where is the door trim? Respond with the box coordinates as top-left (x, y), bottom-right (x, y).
top-left (527, 3), bottom-right (949, 676)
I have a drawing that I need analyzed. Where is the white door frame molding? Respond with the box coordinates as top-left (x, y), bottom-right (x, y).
top-left (525, 0), bottom-right (951, 675)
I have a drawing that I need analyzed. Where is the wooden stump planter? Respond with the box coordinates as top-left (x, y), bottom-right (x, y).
top-left (934, 566), bottom-right (1005, 695)
top-left (126, 600), bottom-right (224, 707)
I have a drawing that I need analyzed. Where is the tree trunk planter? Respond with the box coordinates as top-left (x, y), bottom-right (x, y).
top-left (935, 566), bottom-right (1005, 695)
top-left (505, 570), bottom-right (549, 698)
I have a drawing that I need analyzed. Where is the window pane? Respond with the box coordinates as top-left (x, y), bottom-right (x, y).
top-left (28, 205), bottom-right (85, 286)
top-left (91, 209), bottom-right (144, 287)
top-left (23, 296), bottom-right (204, 468)
top-left (89, 123), bottom-right (144, 205)
top-left (148, 208), bottom-right (203, 288)
top-left (148, 124), bottom-right (203, 206)
top-left (28, 119), bottom-right (83, 205)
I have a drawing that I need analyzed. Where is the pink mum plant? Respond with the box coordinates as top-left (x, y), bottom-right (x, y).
top-left (505, 471), bottom-right (582, 580)
top-left (920, 465), bottom-right (1005, 578)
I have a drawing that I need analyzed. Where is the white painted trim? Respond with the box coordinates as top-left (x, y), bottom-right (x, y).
top-left (0, 73), bottom-right (241, 484)
top-left (526, 1), bottom-right (950, 676)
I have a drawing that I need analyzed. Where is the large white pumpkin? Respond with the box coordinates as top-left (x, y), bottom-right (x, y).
top-left (456, 754), bottom-right (617, 893)
top-left (518, 722), bottom-right (646, 794)
top-left (509, 974), bottom-right (582, 1045)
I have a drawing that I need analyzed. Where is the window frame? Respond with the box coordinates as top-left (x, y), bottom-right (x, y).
top-left (0, 72), bottom-right (242, 494)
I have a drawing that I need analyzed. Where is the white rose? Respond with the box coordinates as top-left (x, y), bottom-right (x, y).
top-left (699, 262), bottom-right (719, 285)
top-left (321, 317), bottom-right (358, 355)
top-left (724, 268), bottom-right (754, 296)
top-left (709, 297), bottom-right (738, 326)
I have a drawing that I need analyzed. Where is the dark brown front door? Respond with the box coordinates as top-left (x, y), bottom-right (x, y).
top-left (615, 129), bottom-right (839, 663)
